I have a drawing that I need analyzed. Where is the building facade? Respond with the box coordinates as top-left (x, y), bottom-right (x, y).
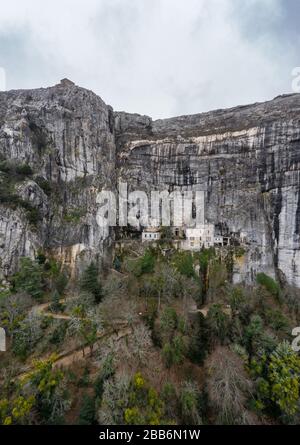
top-left (142, 228), bottom-right (161, 242)
top-left (181, 224), bottom-right (215, 250)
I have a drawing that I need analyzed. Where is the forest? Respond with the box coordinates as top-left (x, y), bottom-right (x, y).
top-left (0, 241), bottom-right (300, 425)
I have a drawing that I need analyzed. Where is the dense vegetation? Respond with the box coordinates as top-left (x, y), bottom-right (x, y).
top-left (0, 242), bottom-right (300, 425)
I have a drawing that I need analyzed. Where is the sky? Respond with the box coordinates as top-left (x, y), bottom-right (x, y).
top-left (0, 0), bottom-right (299, 119)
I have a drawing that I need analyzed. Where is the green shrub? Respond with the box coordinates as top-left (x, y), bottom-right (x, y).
top-left (0, 160), bottom-right (33, 177)
top-left (0, 188), bottom-right (41, 227)
top-left (63, 209), bottom-right (86, 223)
top-left (256, 273), bottom-right (280, 298)
top-left (49, 321), bottom-right (68, 345)
top-left (134, 249), bottom-right (156, 277)
top-left (196, 248), bottom-right (216, 271)
top-left (173, 251), bottom-right (195, 278)
top-left (264, 308), bottom-right (290, 333)
top-left (78, 395), bottom-right (95, 425)
top-left (15, 164), bottom-right (33, 176)
top-left (35, 176), bottom-right (52, 195)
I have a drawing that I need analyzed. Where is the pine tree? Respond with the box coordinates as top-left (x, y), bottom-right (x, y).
top-left (80, 262), bottom-right (102, 304)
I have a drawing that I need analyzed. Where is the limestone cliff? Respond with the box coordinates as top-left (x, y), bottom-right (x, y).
top-left (0, 80), bottom-right (300, 287)
top-left (115, 94), bottom-right (300, 286)
top-left (0, 80), bottom-right (115, 279)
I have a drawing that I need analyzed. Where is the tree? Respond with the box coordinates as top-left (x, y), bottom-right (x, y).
top-left (94, 353), bottom-right (116, 400)
top-left (78, 317), bottom-right (98, 356)
top-left (160, 307), bottom-right (178, 342)
top-left (130, 324), bottom-right (152, 365)
top-left (98, 373), bottom-right (166, 425)
top-left (0, 292), bottom-right (33, 333)
top-left (229, 287), bottom-right (245, 317)
top-left (80, 262), bottom-right (102, 304)
top-left (254, 341), bottom-right (300, 418)
top-left (12, 311), bottom-right (43, 359)
top-left (26, 355), bottom-right (70, 423)
top-left (53, 270), bottom-right (68, 295)
top-left (207, 304), bottom-right (230, 345)
top-left (124, 373), bottom-right (165, 425)
top-left (13, 257), bottom-right (44, 300)
top-left (98, 374), bottom-right (131, 425)
top-left (268, 342), bottom-right (300, 417)
top-left (162, 335), bottom-right (185, 369)
top-left (49, 290), bottom-right (63, 313)
top-left (206, 346), bottom-right (253, 424)
top-left (180, 382), bottom-right (202, 425)
top-left (161, 382), bottom-right (178, 420)
top-left (187, 313), bottom-right (209, 364)
top-left (173, 251), bottom-right (195, 278)
top-left (244, 315), bottom-right (264, 364)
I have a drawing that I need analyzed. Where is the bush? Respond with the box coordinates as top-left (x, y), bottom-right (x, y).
top-left (256, 273), bottom-right (280, 298)
top-left (264, 308), bottom-right (290, 333)
top-left (196, 248), bottom-right (215, 271)
top-left (49, 321), bottom-right (68, 346)
top-left (0, 160), bottom-right (33, 177)
top-left (15, 164), bottom-right (33, 176)
top-left (173, 251), bottom-right (195, 278)
top-left (35, 176), bottom-right (52, 195)
top-left (134, 249), bottom-right (156, 277)
top-left (78, 395), bottom-right (95, 425)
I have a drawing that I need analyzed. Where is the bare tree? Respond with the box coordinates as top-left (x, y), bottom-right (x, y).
top-left (205, 346), bottom-right (254, 425)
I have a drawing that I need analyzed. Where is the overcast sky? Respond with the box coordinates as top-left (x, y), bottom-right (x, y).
top-left (0, 0), bottom-right (299, 118)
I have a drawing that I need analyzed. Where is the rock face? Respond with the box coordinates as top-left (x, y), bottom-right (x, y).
top-left (0, 80), bottom-right (300, 287)
top-left (115, 95), bottom-right (300, 287)
top-left (0, 80), bottom-right (115, 278)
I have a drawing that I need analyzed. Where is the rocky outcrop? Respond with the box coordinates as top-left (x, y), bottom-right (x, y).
top-left (1, 81), bottom-right (300, 287)
top-left (0, 80), bottom-right (115, 278)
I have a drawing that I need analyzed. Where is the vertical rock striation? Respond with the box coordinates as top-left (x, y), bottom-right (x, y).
top-left (1, 81), bottom-right (300, 288)
top-left (0, 80), bottom-right (115, 278)
top-left (115, 94), bottom-right (300, 286)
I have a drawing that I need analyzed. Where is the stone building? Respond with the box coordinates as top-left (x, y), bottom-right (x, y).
top-left (142, 227), bottom-right (161, 242)
top-left (181, 224), bottom-right (215, 250)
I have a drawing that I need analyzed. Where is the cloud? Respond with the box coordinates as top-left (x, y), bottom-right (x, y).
top-left (0, 0), bottom-right (298, 118)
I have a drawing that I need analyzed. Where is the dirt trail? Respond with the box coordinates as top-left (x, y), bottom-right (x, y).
top-left (33, 297), bottom-right (75, 320)
top-left (54, 326), bottom-right (132, 368)
top-left (12, 296), bottom-right (134, 379)
top-left (17, 324), bottom-right (133, 380)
